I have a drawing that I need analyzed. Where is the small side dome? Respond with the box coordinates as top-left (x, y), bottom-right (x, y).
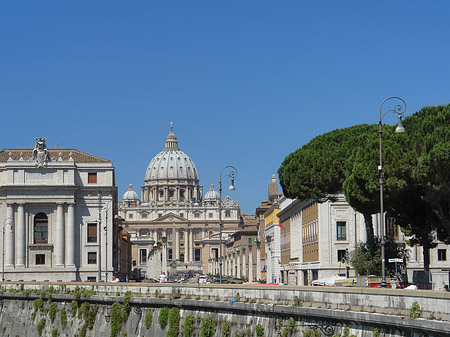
top-left (122, 184), bottom-right (139, 201)
top-left (204, 184), bottom-right (220, 200)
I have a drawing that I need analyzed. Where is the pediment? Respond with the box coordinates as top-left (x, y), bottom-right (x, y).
top-left (154, 212), bottom-right (189, 223)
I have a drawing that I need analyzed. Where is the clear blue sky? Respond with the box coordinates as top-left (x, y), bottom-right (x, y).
top-left (1, 1), bottom-right (450, 213)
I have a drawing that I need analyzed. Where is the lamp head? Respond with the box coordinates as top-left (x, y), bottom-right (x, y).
top-left (395, 115), bottom-right (405, 133)
top-left (228, 178), bottom-right (235, 191)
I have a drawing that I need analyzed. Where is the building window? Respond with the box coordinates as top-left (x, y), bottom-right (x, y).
top-left (194, 230), bottom-right (200, 240)
top-left (140, 249), bottom-right (147, 264)
top-left (438, 249), bottom-right (447, 261)
top-left (225, 210), bottom-right (231, 217)
top-left (88, 252), bottom-right (97, 264)
top-left (34, 213), bottom-right (48, 244)
top-left (128, 213), bottom-right (133, 219)
top-left (194, 249), bottom-right (201, 261)
top-left (36, 254), bottom-right (45, 265)
top-left (194, 212), bottom-right (200, 218)
top-left (180, 254), bottom-right (185, 262)
top-left (168, 230), bottom-right (173, 240)
top-left (88, 173), bottom-right (97, 184)
top-left (87, 276), bottom-right (96, 282)
top-left (336, 221), bottom-right (346, 241)
top-left (180, 232), bottom-right (184, 239)
top-left (179, 213), bottom-right (184, 218)
top-left (142, 213), bottom-right (148, 219)
top-left (337, 249), bottom-right (348, 263)
top-left (169, 190), bottom-right (174, 200)
top-left (168, 249), bottom-right (173, 260)
top-left (87, 223), bottom-right (97, 243)
top-left (158, 213), bottom-right (162, 218)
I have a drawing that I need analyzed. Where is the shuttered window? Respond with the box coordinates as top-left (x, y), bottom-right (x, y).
top-left (87, 223), bottom-right (97, 243)
top-left (88, 173), bottom-right (97, 184)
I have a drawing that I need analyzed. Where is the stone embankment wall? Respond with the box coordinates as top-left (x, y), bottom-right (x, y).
top-left (0, 282), bottom-right (449, 337)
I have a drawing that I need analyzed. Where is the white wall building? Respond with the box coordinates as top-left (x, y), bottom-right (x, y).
top-left (0, 138), bottom-right (117, 282)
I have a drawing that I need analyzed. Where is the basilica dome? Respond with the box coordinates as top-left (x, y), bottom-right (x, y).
top-left (122, 184), bottom-right (139, 201)
top-left (204, 184), bottom-right (220, 200)
top-left (144, 125), bottom-right (199, 183)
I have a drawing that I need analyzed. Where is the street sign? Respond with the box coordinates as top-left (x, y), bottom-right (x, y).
top-left (388, 258), bottom-right (403, 263)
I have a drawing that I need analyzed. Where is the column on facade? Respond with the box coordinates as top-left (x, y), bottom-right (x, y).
top-left (184, 229), bottom-right (189, 262)
top-left (65, 203), bottom-right (75, 267)
top-left (5, 204), bottom-right (15, 267)
top-left (16, 204), bottom-right (25, 267)
top-left (236, 250), bottom-right (241, 278)
top-left (228, 254), bottom-right (232, 276)
top-left (189, 228), bottom-right (194, 262)
top-left (241, 249), bottom-right (246, 279)
top-left (248, 246), bottom-right (253, 282)
top-left (224, 257), bottom-right (228, 277)
top-left (152, 229), bottom-right (157, 242)
top-left (55, 203), bottom-right (65, 266)
top-left (175, 228), bottom-right (180, 260)
top-left (256, 245), bottom-right (261, 281)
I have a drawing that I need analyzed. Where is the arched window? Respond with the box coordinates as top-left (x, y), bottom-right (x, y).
top-left (34, 213), bottom-right (48, 243)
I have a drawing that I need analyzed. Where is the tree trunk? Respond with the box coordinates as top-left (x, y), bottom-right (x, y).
top-left (422, 238), bottom-right (430, 284)
top-left (363, 213), bottom-right (375, 243)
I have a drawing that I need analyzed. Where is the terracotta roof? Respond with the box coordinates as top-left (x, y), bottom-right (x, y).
top-left (0, 149), bottom-right (110, 163)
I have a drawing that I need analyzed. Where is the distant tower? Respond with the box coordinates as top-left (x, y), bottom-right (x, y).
top-left (268, 174), bottom-right (278, 202)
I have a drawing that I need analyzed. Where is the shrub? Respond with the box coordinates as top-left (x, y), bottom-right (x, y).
top-left (343, 326), bottom-right (350, 336)
top-left (221, 320), bottom-right (231, 337)
top-left (37, 318), bottom-right (46, 336)
top-left (167, 307), bottom-right (181, 337)
top-left (293, 296), bottom-right (303, 307)
top-left (158, 307), bottom-right (170, 330)
top-left (184, 314), bottom-right (195, 337)
top-left (87, 304), bottom-right (98, 329)
top-left (60, 306), bottom-right (68, 329)
top-left (34, 298), bottom-right (45, 311)
top-left (79, 302), bottom-right (90, 321)
top-left (71, 300), bottom-right (78, 317)
top-left (200, 317), bottom-right (215, 337)
top-left (410, 301), bottom-right (421, 318)
top-left (256, 324), bottom-right (264, 337)
top-left (304, 329), bottom-right (319, 337)
top-left (49, 302), bottom-right (58, 323)
top-left (145, 311), bottom-right (153, 329)
top-left (110, 300), bottom-right (130, 337)
top-left (373, 327), bottom-right (381, 337)
top-left (51, 328), bottom-right (58, 337)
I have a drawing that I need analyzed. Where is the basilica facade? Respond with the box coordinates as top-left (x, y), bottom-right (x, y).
top-left (119, 125), bottom-right (241, 279)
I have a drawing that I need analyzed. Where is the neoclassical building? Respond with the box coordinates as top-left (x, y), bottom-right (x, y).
top-left (119, 125), bottom-right (241, 278)
top-left (0, 138), bottom-right (117, 282)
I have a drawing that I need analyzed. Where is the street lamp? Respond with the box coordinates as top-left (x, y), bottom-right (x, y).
top-left (379, 96), bottom-right (406, 287)
top-left (218, 165), bottom-right (238, 284)
top-left (2, 218), bottom-right (13, 282)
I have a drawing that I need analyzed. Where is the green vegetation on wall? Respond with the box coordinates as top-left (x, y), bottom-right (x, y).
top-left (167, 307), bottom-right (181, 337)
top-left (158, 307), bottom-right (170, 330)
top-left (200, 317), bottom-right (215, 337)
top-left (145, 311), bottom-right (153, 329)
top-left (183, 314), bottom-right (195, 337)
